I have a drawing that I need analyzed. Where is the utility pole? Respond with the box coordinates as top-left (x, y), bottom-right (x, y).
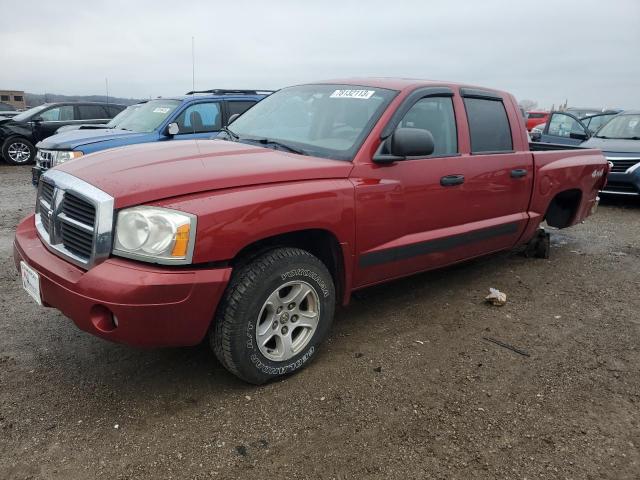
top-left (105, 78), bottom-right (110, 105)
top-left (192, 36), bottom-right (195, 93)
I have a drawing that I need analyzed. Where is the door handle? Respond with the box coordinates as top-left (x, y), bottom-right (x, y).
top-left (511, 169), bottom-right (528, 178)
top-left (440, 174), bottom-right (465, 187)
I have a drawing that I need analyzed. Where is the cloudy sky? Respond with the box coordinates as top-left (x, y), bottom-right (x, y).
top-left (1, 0), bottom-right (639, 109)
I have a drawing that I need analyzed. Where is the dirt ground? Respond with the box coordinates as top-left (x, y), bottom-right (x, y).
top-left (1, 164), bottom-right (639, 480)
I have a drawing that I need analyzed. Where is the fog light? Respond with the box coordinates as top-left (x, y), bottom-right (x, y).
top-left (90, 305), bottom-right (117, 332)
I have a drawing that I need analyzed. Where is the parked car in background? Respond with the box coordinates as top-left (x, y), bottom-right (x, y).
top-left (566, 107), bottom-right (605, 119)
top-left (532, 111), bottom-right (591, 145)
top-left (55, 102), bottom-right (147, 134)
top-left (525, 110), bottom-right (549, 131)
top-left (0, 102), bottom-right (125, 165)
top-left (15, 78), bottom-right (608, 384)
top-left (581, 111), bottom-right (640, 196)
top-left (31, 90), bottom-right (271, 184)
top-left (531, 122), bottom-right (546, 135)
top-left (580, 111), bottom-right (620, 134)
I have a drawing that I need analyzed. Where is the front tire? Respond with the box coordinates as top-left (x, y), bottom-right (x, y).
top-left (2, 137), bottom-right (36, 165)
top-left (211, 247), bottom-right (335, 384)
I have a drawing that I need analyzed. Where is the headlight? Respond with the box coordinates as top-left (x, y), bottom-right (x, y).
top-left (51, 150), bottom-right (83, 167)
top-left (113, 206), bottom-right (196, 264)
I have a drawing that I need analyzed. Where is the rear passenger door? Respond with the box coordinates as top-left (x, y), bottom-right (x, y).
top-left (172, 101), bottom-right (222, 140)
top-left (540, 112), bottom-right (589, 145)
top-left (352, 88), bottom-right (533, 288)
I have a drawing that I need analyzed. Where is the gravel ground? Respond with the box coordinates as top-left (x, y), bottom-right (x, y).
top-left (1, 164), bottom-right (639, 479)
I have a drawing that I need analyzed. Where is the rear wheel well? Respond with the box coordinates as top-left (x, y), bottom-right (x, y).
top-left (545, 189), bottom-right (582, 228)
top-left (232, 229), bottom-right (345, 301)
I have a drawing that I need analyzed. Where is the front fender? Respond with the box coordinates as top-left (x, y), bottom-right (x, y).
top-left (156, 179), bottom-right (356, 264)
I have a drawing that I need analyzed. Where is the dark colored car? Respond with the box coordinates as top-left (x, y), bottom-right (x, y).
top-left (581, 111), bottom-right (640, 196)
top-left (0, 102), bottom-right (125, 165)
top-left (54, 101), bottom-right (148, 134)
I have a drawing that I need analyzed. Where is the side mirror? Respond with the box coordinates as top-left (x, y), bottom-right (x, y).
top-left (228, 113), bottom-right (240, 124)
top-left (32, 116), bottom-right (43, 124)
top-left (166, 122), bottom-right (179, 136)
top-left (569, 131), bottom-right (588, 141)
top-left (389, 128), bottom-right (435, 157)
top-left (530, 131), bottom-right (542, 142)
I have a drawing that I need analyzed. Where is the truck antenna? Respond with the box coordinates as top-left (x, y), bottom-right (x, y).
top-left (191, 36), bottom-right (195, 94)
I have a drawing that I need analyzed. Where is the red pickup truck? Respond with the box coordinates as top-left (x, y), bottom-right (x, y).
top-left (14, 79), bottom-right (608, 384)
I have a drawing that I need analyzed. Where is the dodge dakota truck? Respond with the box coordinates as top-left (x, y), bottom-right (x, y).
top-left (14, 79), bottom-right (609, 384)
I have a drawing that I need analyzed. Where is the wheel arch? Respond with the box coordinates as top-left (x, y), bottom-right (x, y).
top-left (231, 228), bottom-right (348, 305)
top-left (544, 188), bottom-right (583, 228)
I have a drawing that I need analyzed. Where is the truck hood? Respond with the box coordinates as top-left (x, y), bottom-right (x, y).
top-left (581, 137), bottom-right (640, 155)
top-left (56, 139), bottom-right (353, 208)
top-left (38, 128), bottom-right (147, 150)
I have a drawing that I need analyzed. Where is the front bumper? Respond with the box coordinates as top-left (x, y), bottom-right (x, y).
top-left (14, 215), bottom-right (232, 347)
top-left (601, 165), bottom-right (640, 196)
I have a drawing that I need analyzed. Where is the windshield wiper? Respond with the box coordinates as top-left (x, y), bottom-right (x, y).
top-left (254, 138), bottom-right (306, 155)
top-left (219, 126), bottom-right (239, 141)
top-left (596, 135), bottom-right (640, 140)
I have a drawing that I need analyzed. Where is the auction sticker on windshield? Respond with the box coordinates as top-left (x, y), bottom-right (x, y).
top-left (330, 89), bottom-right (375, 99)
top-left (21, 261), bottom-right (42, 305)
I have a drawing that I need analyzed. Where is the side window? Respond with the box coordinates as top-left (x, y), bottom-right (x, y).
top-left (175, 102), bottom-right (221, 133)
top-left (396, 96), bottom-right (457, 156)
top-left (547, 113), bottom-right (585, 138)
top-left (227, 101), bottom-right (256, 119)
top-left (463, 97), bottom-right (513, 152)
top-left (78, 105), bottom-right (108, 120)
top-left (39, 105), bottom-right (75, 121)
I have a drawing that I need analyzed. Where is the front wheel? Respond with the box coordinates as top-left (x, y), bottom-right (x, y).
top-left (2, 137), bottom-right (36, 165)
top-left (211, 247), bottom-right (335, 384)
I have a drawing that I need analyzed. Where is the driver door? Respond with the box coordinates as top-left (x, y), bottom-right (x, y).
top-left (540, 112), bottom-right (589, 145)
top-left (33, 105), bottom-right (76, 141)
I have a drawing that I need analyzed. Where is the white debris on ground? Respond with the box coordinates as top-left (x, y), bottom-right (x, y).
top-left (485, 288), bottom-right (507, 306)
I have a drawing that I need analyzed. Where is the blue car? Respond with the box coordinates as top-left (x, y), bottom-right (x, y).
top-left (32, 89), bottom-right (273, 185)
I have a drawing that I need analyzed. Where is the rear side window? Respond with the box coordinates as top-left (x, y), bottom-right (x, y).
top-left (397, 96), bottom-right (457, 156)
top-left (78, 105), bottom-right (108, 120)
top-left (463, 97), bottom-right (513, 153)
top-left (227, 101), bottom-right (256, 118)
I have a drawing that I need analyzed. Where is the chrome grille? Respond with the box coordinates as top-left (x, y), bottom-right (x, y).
top-left (36, 149), bottom-right (55, 169)
top-left (40, 180), bottom-right (55, 203)
top-left (607, 157), bottom-right (640, 173)
top-left (35, 170), bottom-right (114, 269)
top-left (62, 192), bottom-right (96, 227)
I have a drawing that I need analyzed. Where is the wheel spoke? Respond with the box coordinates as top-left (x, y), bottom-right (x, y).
top-left (294, 310), bottom-right (319, 329)
top-left (281, 283), bottom-right (312, 305)
top-left (279, 332), bottom-right (294, 356)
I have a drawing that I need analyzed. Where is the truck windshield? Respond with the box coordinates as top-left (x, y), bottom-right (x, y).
top-left (105, 103), bottom-right (146, 128)
top-left (595, 114), bottom-right (640, 139)
top-left (115, 99), bottom-right (181, 133)
top-left (226, 84), bottom-right (397, 160)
